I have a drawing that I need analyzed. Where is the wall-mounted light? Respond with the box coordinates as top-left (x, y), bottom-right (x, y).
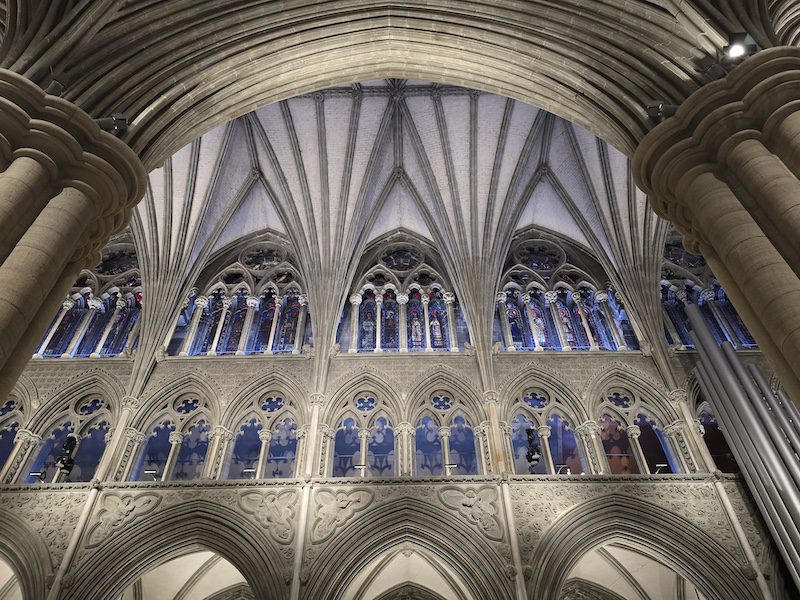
top-left (724, 33), bottom-right (758, 60)
top-left (241, 468), bottom-right (256, 479)
top-left (143, 468), bottom-right (159, 481)
top-left (29, 471), bottom-right (46, 483)
top-left (646, 101), bottom-right (679, 123)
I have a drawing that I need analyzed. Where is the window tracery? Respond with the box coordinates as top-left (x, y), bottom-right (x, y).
top-left (33, 240), bottom-right (142, 359)
top-left (168, 240), bottom-right (310, 356)
top-left (597, 388), bottom-right (679, 475)
top-left (131, 394), bottom-right (211, 481)
top-left (24, 395), bottom-right (113, 483)
top-left (507, 388), bottom-right (585, 475)
top-left (341, 239), bottom-right (466, 353)
top-left (224, 393), bottom-right (299, 479)
top-left (413, 392), bottom-right (479, 476)
top-left (0, 397), bottom-right (23, 472)
top-left (497, 236), bottom-right (636, 352)
top-left (331, 394), bottom-right (395, 477)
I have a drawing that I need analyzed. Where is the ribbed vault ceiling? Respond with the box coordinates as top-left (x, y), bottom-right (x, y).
top-left (1, 1), bottom-right (798, 168)
top-left (128, 80), bottom-right (669, 395)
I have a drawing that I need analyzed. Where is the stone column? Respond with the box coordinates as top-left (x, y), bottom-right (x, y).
top-left (207, 296), bottom-right (231, 355)
top-left (422, 295), bottom-right (432, 351)
top-left (474, 421), bottom-right (493, 474)
top-left (443, 292), bottom-right (459, 351)
top-left (348, 294), bottom-right (361, 353)
top-left (572, 292), bottom-right (598, 350)
top-left (575, 420), bottom-right (604, 474)
top-left (292, 295), bottom-right (308, 355)
top-left (358, 427), bottom-right (371, 476)
top-left (483, 390), bottom-right (507, 473)
top-left (179, 296), bottom-right (208, 356)
top-left (545, 291), bottom-right (571, 351)
top-left (522, 293), bottom-right (543, 351)
top-left (537, 425), bottom-right (555, 474)
top-left (496, 291), bottom-right (515, 351)
top-left (265, 296), bottom-right (283, 354)
top-left (256, 429), bottom-right (273, 479)
top-left (374, 294), bottom-right (383, 353)
top-left (113, 427), bottom-right (145, 481)
top-left (236, 295), bottom-right (260, 355)
top-left (596, 291), bottom-right (627, 350)
top-left (0, 429), bottom-right (41, 483)
top-left (294, 425), bottom-right (309, 478)
top-left (397, 294), bottom-right (409, 352)
top-left (91, 296), bottom-right (127, 357)
top-left (626, 424), bottom-right (648, 474)
top-left (0, 69), bottom-right (146, 400)
top-left (662, 304), bottom-right (685, 350)
top-left (395, 422), bottom-right (413, 476)
top-left (439, 426), bottom-right (452, 475)
top-left (633, 48), bottom-right (800, 404)
top-left (203, 426), bottom-right (233, 479)
top-left (33, 297), bottom-right (75, 358)
top-left (317, 424), bottom-right (336, 477)
top-left (95, 395), bottom-right (141, 480)
top-left (162, 432), bottom-right (184, 482)
top-left (61, 296), bottom-right (103, 357)
top-left (121, 312), bottom-right (141, 356)
top-left (662, 420), bottom-right (696, 474)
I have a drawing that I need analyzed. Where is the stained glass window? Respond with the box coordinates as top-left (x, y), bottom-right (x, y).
top-left (218, 290), bottom-right (249, 354)
top-left (70, 420), bottom-right (109, 482)
top-left (510, 414), bottom-right (546, 474)
top-left (227, 418), bottom-right (262, 479)
top-left (172, 420), bottom-right (209, 480)
top-left (428, 291), bottom-right (449, 350)
top-left (367, 417), bottom-right (394, 477)
top-left (265, 418), bottom-right (297, 478)
top-left (358, 291), bottom-right (378, 352)
top-left (333, 417), bottom-right (360, 477)
top-left (449, 415), bottom-right (477, 475)
top-left (132, 421), bottom-right (175, 481)
top-left (547, 414), bottom-right (584, 474)
top-left (699, 409), bottom-right (738, 473)
top-left (276, 292), bottom-right (302, 353)
top-left (407, 290), bottom-right (426, 351)
top-left (599, 414), bottom-right (639, 475)
top-left (381, 290), bottom-right (399, 351)
top-left (24, 422), bottom-right (74, 483)
top-left (414, 416), bottom-right (442, 476)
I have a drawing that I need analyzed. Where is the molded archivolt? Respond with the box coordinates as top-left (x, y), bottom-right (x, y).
top-left (63, 498), bottom-right (289, 600)
top-left (528, 495), bottom-right (760, 600)
top-left (302, 496), bottom-right (514, 600)
top-left (0, 511), bottom-right (50, 600)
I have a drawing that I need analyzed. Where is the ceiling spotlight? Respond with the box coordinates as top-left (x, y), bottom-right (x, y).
top-left (95, 113), bottom-right (128, 137)
top-left (645, 101), bottom-right (678, 123)
top-left (724, 33), bottom-right (758, 60)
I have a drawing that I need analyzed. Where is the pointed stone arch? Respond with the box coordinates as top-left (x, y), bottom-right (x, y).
top-left (302, 494), bottom-right (514, 600)
top-left (63, 496), bottom-right (288, 600)
top-left (405, 367), bottom-right (484, 423)
top-left (324, 370), bottom-right (403, 425)
top-left (0, 510), bottom-right (51, 600)
top-left (498, 360), bottom-right (586, 422)
top-left (528, 494), bottom-right (760, 600)
top-left (224, 369), bottom-right (310, 428)
top-left (134, 368), bottom-right (224, 430)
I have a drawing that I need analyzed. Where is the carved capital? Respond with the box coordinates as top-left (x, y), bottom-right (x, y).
top-left (544, 290), bottom-right (559, 303)
top-left (246, 296), bottom-right (260, 308)
top-left (168, 431), bottom-right (184, 445)
top-left (87, 297), bottom-right (104, 311)
top-left (15, 428), bottom-right (41, 445)
top-left (668, 389), bottom-right (688, 405)
top-left (537, 425), bottom-right (552, 439)
top-left (575, 420), bottom-right (601, 437)
top-left (320, 424), bottom-right (336, 439)
top-left (483, 390), bottom-right (499, 405)
top-left (358, 428), bottom-right (371, 441)
top-left (194, 295), bottom-right (209, 308)
top-left (298, 295), bottom-right (308, 307)
top-left (595, 291), bottom-right (609, 303)
top-left (700, 288), bottom-right (716, 302)
top-left (123, 427), bottom-right (145, 444)
top-left (121, 395), bottom-right (141, 411)
top-left (396, 293), bottom-right (409, 305)
top-left (395, 422), bottom-right (414, 436)
top-left (495, 291), bottom-right (507, 303)
top-left (521, 293), bottom-right (532, 305)
top-left (421, 295), bottom-right (430, 306)
top-left (62, 297), bottom-right (76, 310)
top-left (437, 426), bottom-right (451, 439)
top-left (210, 426), bottom-right (234, 442)
top-left (442, 291), bottom-right (455, 305)
top-left (309, 393), bottom-right (326, 407)
top-left (349, 294), bottom-right (362, 306)
top-left (663, 420), bottom-right (685, 437)
top-left (259, 430), bottom-right (274, 443)
top-left (626, 425), bottom-right (641, 439)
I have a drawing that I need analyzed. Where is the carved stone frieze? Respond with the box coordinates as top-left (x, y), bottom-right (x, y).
top-left (239, 490), bottom-right (298, 544)
top-left (438, 486), bottom-right (503, 541)
top-left (86, 491), bottom-right (162, 548)
top-left (311, 489), bottom-right (374, 543)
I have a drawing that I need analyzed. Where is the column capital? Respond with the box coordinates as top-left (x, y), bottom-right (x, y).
top-left (699, 288), bottom-right (716, 303)
top-left (395, 422), bottom-right (414, 435)
top-left (358, 428), bottom-right (371, 441)
top-left (575, 420), bottom-right (601, 437)
top-left (194, 295), bottom-right (209, 308)
top-left (297, 424), bottom-right (311, 439)
top-left (320, 424), bottom-right (336, 439)
top-left (396, 293), bottom-right (409, 305)
top-left (15, 429), bottom-right (41, 444)
top-left (375, 294), bottom-right (383, 305)
top-left (210, 426), bottom-right (234, 442)
top-left (663, 420), bottom-right (686, 437)
top-left (521, 293), bottom-right (532, 305)
top-left (537, 425), bottom-right (552, 439)
top-left (674, 289), bottom-right (688, 305)
top-left (258, 429), bottom-right (274, 442)
top-left (668, 389), bottom-right (688, 405)
top-left (309, 393), bottom-right (326, 407)
top-left (438, 426), bottom-right (451, 439)
top-left (168, 431), bottom-right (184, 445)
top-left (570, 291), bottom-right (583, 304)
top-left (694, 418), bottom-right (706, 437)
top-left (544, 290), bottom-right (559, 304)
top-left (595, 291), bottom-right (609, 303)
top-left (442, 291), bottom-right (455, 305)
top-left (482, 390), bottom-right (499, 405)
top-left (626, 424), bottom-right (642, 440)
top-left (475, 420), bottom-right (492, 437)
top-left (115, 297), bottom-right (128, 311)
top-left (246, 296), bottom-right (260, 308)
top-left (495, 291), bottom-right (507, 303)
top-left (87, 297), bottom-right (104, 311)
top-left (62, 297), bottom-right (76, 310)
top-left (121, 395), bottom-right (141, 411)
top-left (123, 427), bottom-right (145, 444)
top-left (421, 295), bottom-right (430, 306)
top-left (219, 296), bottom-right (232, 309)
top-left (298, 295), bottom-right (308, 307)
top-left (349, 294), bottom-right (363, 306)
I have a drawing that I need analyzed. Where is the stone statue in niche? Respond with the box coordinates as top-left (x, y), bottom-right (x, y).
top-left (361, 311), bottom-right (375, 348)
top-left (430, 311), bottom-right (443, 347)
top-left (410, 312), bottom-right (423, 347)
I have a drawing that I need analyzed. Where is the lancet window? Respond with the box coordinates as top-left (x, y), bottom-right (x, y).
top-left (23, 395), bottom-right (113, 483)
top-left (331, 394), bottom-right (395, 477)
top-left (0, 397), bottom-right (23, 471)
top-left (413, 393), bottom-right (480, 476)
top-left (224, 393), bottom-right (299, 479)
top-left (597, 389), bottom-right (680, 475)
top-left (33, 243), bottom-right (142, 359)
top-left (697, 402), bottom-right (738, 473)
top-left (497, 237), bottom-right (636, 352)
top-left (341, 240), bottom-right (466, 353)
top-left (507, 389), bottom-right (585, 475)
top-left (168, 241), bottom-right (310, 356)
top-left (661, 232), bottom-right (756, 349)
top-left (132, 395), bottom-right (211, 481)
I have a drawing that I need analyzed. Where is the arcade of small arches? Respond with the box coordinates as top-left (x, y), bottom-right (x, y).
top-left (0, 377), bottom-right (737, 486)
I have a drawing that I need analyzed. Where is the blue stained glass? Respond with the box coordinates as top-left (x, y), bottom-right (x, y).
top-left (0, 423), bottom-right (19, 470)
top-left (176, 397), bottom-right (199, 414)
top-left (523, 392), bottom-right (548, 409)
top-left (381, 293), bottom-right (399, 351)
top-left (356, 396), bottom-right (376, 412)
top-left (547, 414), bottom-right (584, 475)
top-left (431, 395), bottom-right (452, 411)
top-left (105, 306), bottom-right (139, 356)
top-left (333, 417), bottom-right (360, 477)
top-left (78, 398), bottom-right (104, 415)
top-left (449, 416), bottom-right (478, 475)
top-left (414, 416), bottom-right (442, 476)
top-left (428, 294), bottom-right (448, 350)
top-left (172, 420), bottom-right (209, 481)
top-left (505, 292), bottom-right (527, 349)
top-left (600, 414), bottom-right (639, 475)
top-left (368, 417), bottom-right (394, 477)
top-left (254, 293), bottom-right (276, 352)
top-left (261, 396), bottom-right (285, 412)
top-left (70, 421), bottom-right (109, 482)
top-left (714, 286), bottom-right (756, 348)
top-left (276, 293), bottom-right (301, 353)
top-left (227, 418), bottom-right (262, 479)
top-left (608, 392), bottom-right (632, 408)
top-left (192, 292), bottom-right (225, 355)
top-left (699, 409), bottom-right (738, 473)
top-left (407, 292), bottom-right (425, 351)
top-left (635, 414), bottom-right (678, 474)
top-left (219, 291), bottom-right (248, 354)
top-left (44, 305), bottom-right (85, 356)
top-left (24, 422), bottom-right (74, 483)
top-left (0, 400), bottom-right (15, 416)
top-left (266, 418), bottom-right (297, 478)
top-left (358, 294), bottom-right (377, 352)
top-left (75, 301), bottom-right (113, 357)
top-left (132, 421), bottom-right (174, 481)
top-left (511, 414), bottom-right (546, 474)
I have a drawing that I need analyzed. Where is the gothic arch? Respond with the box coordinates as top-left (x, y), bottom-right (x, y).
top-left (581, 363), bottom-right (678, 423)
top-left (9, 372), bottom-right (38, 415)
top-left (0, 510), bottom-right (51, 600)
top-left (302, 496), bottom-right (513, 600)
top-left (27, 367), bottom-right (124, 434)
top-left (225, 370), bottom-right (310, 428)
top-left (134, 369), bottom-right (224, 430)
top-left (324, 371), bottom-right (403, 426)
top-left (63, 498), bottom-right (287, 600)
top-left (405, 368), bottom-right (484, 422)
top-left (528, 495), bottom-right (760, 600)
top-left (373, 582), bottom-right (450, 600)
top-left (498, 361), bottom-right (587, 422)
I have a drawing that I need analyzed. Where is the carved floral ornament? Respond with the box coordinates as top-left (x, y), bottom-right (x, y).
top-left (438, 486), bottom-right (503, 541)
top-left (312, 489), bottom-right (374, 543)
